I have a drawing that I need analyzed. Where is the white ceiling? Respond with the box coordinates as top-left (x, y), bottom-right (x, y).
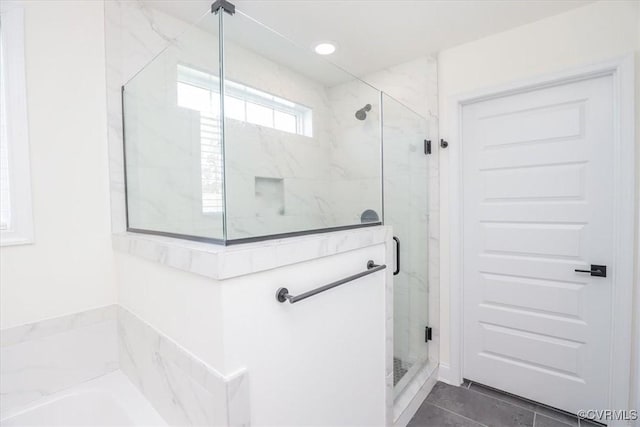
top-left (146, 0), bottom-right (595, 77)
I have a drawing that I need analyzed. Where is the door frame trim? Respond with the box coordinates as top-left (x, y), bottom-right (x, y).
top-left (447, 55), bottom-right (636, 419)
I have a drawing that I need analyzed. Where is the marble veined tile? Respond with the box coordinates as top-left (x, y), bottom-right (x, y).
top-left (0, 305), bottom-right (116, 347)
top-left (114, 225), bottom-right (390, 281)
top-left (0, 318), bottom-right (119, 415)
top-left (118, 306), bottom-right (250, 426)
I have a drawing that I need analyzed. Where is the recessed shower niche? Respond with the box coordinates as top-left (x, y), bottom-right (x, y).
top-left (255, 177), bottom-right (284, 217)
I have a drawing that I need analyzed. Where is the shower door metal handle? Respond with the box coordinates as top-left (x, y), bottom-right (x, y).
top-left (276, 260), bottom-right (386, 304)
top-left (393, 236), bottom-right (400, 275)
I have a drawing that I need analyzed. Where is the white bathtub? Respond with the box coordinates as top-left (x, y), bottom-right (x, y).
top-left (0, 371), bottom-right (166, 426)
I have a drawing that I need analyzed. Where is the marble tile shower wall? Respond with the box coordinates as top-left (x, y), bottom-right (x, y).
top-left (105, 0), bottom-right (186, 235)
top-left (326, 82), bottom-right (383, 225)
top-left (222, 39), bottom-right (335, 238)
top-left (122, 21), bottom-right (223, 239)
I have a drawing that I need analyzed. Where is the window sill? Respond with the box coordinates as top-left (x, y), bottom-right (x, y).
top-left (112, 225), bottom-right (390, 280)
top-left (1, 233), bottom-right (34, 247)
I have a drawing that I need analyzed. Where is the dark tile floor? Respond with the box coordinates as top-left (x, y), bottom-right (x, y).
top-left (408, 380), bottom-right (604, 427)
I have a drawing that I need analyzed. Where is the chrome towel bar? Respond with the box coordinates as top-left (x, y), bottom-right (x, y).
top-left (276, 260), bottom-right (386, 304)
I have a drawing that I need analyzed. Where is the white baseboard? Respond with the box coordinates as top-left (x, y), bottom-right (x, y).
top-left (437, 362), bottom-right (465, 386)
top-left (437, 363), bottom-right (454, 385)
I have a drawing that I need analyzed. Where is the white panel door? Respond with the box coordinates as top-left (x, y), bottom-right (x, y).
top-left (462, 75), bottom-right (614, 414)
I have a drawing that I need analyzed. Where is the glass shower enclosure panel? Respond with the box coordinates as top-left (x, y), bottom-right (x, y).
top-left (382, 94), bottom-right (430, 393)
top-left (123, 10), bottom-right (224, 241)
top-left (122, 6), bottom-right (384, 244)
top-left (221, 11), bottom-right (382, 241)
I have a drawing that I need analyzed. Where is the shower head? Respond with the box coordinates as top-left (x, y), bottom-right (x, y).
top-left (355, 104), bottom-right (372, 121)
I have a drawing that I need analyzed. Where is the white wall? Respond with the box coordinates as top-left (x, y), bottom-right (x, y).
top-left (116, 252), bottom-right (225, 369)
top-left (437, 0), bottom-right (640, 404)
top-left (219, 243), bottom-right (388, 425)
top-left (0, 1), bottom-right (116, 329)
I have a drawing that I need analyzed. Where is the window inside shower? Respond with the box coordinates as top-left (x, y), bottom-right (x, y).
top-left (176, 65), bottom-right (313, 215)
top-left (177, 65), bottom-right (312, 137)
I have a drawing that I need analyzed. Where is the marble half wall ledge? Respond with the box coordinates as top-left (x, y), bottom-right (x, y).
top-left (112, 225), bottom-right (392, 280)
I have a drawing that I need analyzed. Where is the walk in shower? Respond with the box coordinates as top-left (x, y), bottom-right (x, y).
top-left (121, 0), bottom-right (433, 406)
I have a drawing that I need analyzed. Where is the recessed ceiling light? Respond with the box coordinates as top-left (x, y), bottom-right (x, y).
top-left (314, 42), bottom-right (337, 55)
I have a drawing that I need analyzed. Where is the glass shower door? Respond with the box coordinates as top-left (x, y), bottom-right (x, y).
top-left (382, 94), bottom-right (430, 394)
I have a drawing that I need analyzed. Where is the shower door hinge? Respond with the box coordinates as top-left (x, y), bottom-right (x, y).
top-left (425, 326), bottom-right (433, 342)
top-left (211, 0), bottom-right (235, 15)
top-left (424, 139), bottom-right (431, 155)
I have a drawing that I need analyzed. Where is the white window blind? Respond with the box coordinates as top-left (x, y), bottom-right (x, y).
top-left (177, 77), bottom-right (224, 214)
top-left (199, 111), bottom-right (224, 214)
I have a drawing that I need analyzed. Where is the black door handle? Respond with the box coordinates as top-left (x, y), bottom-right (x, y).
top-left (575, 264), bottom-right (607, 277)
top-left (393, 236), bottom-right (400, 276)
